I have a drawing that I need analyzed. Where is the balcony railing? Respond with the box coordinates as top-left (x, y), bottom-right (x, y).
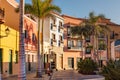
top-left (67, 46), bottom-right (82, 51)
top-left (51, 23), bottom-right (57, 31)
top-left (58, 26), bottom-right (63, 33)
top-left (0, 8), bottom-right (5, 24)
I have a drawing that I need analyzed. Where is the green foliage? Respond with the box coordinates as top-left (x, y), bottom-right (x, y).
top-left (101, 60), bottom-right (120, 80)
top-left (77, 58), bottom-right (98, 74)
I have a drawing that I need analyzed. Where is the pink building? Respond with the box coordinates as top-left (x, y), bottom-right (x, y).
top-left (24, 16), bottom-right (37, 72)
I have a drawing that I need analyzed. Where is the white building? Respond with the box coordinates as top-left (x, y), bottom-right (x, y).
top-left (43, 12), bottom-right (64, 70)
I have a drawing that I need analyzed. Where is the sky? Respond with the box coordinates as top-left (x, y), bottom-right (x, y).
top-left (16, 0), bottom-right (120, 24)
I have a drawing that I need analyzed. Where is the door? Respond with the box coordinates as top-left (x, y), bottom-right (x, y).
top-left (61, 54), bottom-right (63, 69)
top-left (28, 54), bottom-right (31, 71)
top-left (0, 48), bottom-right (3, 74)
top-left (68, 58), bottom-right (74, 69)
top-left (9, 50), bottom-right (13, 74)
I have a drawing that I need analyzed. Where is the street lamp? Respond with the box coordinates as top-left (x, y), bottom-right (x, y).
top-left (0, 27), bottom-right (10, 38)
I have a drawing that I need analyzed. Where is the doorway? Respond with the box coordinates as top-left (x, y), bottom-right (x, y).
top-left (9, 50), bottom-right (13, 74)
top-left (28, 54), bottom-right (31, 71)
top-left (68, 57), bottom-right (74, 69)
top-left (0, 48), bottom-right (3, 74)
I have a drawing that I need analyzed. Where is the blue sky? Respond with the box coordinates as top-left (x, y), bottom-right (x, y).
top-left (16, 0), bottom-right (120, 24)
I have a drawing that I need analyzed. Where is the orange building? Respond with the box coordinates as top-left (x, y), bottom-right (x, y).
top-left (62, 15), bottom-right (120, 69)
top-left (62, 15), bottom-right (84, 69)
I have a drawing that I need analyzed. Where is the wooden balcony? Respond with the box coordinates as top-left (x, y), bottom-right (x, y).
top-left (0, 8), bottom-right (5, 24)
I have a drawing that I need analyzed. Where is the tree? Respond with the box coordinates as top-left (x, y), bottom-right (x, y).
top-left (18, 0), bottom-right (26, 80)
top-left (71, 22), bottom-right (92, 59)
top-left (78, 58), bottom-right (98, 74)
top-left (87, 12), bottom-right (110, 61)
top-left (25, 0), bottom-right (61, 77)
top-left (101, 60), bottom-right (120, 80)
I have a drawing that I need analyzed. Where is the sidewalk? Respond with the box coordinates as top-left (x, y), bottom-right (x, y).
top-left (2, 72), bottom-right (51, 80)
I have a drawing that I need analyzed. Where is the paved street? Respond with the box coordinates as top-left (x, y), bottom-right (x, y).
top-left (51, 70), bottom-right (104, 80)
top-left (2, 70), bottom-right (104, 80)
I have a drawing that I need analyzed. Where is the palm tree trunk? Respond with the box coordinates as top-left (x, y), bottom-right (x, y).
top-left (96, 37), bottom-right (99, 63)
top-left (82, 39), bottom-right (85, 59)
top-left (93, 35), bottom-right (96, 60)
top-left (82, 36), bottom-right (85, 59)
top-left (40, 18), bottom-right (44, 73)
top-left (36, 18), bottom-right (42, 77)
top-left (18, 0), bottom-right (26, 80)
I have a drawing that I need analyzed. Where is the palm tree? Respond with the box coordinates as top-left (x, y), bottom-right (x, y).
top-left (87, 12), bottom-right (110, 62)
top-left (25, 0), bottom-right (61, 77)
top-left (71, 12), bottom-right (110, 60)
top-left (71, 22), bottom-right (92, 59)
top-left (18, 0), bottom-right (26, 80)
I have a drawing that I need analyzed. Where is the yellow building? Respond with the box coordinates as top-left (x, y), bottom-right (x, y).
top-left (0, 24), bottom-right (19, 76)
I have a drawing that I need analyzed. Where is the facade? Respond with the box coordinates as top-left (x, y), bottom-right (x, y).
top-left (43, 12), bottom-right (64, 70)
top-left (62, 15), bottom-right (120, 69)
top-left (24, 16), bottom-right (37, 72)
top-left (0, 0), bottom-right (37, 76)
top-left (62, 15), bottom-right (84, 69)
top-left (0, 23), bottom-right (19, 76)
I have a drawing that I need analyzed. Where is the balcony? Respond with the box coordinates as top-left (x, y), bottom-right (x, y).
top-left (51, 23), bottom-right (57, 31)
top-left (58, 40), bottom-right (64, 47)
top-left (51, 39), bottom-right (57, 46)
top-left (0, 8), bottom-right (5, 24)
top-left (67, 46), bottom-right (82, 51)
top-left (58, 26), bottom-right (63, 33)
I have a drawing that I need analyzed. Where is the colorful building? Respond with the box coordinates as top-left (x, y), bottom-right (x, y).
top-left (43, 12), bottom-right (64, 70)
top-left (62, 14), bottom-right (120, 69)
top-left (0, 0), bottom-right (37, 77)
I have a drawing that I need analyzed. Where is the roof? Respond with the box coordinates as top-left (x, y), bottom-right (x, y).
top-left (62, 14), bottom-right (85, 20)
top-left (7, 0), bottom-right (18, 8)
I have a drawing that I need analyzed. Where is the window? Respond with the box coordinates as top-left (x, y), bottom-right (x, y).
top-left (51, 23), bottom-right (53, 30)
top-left (51, 39), bottom-right (53, 45)
top-left (15, 51), bottom-right (18, 63)
top-left (58, 26), bottom-right (60, 32)
top-left (67, 27), bottom-right (71, 36)
top-left (32, 33), bottom-right (36, 41)
top-left (71, 40), bottom-right (74, 47)
top-left (59, 36), bottom-right (63, 41)
top-left (86, 36), bottom-right (90, 42)
top-left (53, 19), bottom-right (56, 24)
top-left (24, 30), bottom-right (28, 38)
top-left (86, 47), bottom-right (91, 54)
top-left (77, 40), bottom-right (82, 47)
top-left (59, 21), bottom-right (62, 27)
top-left (99, 33), bottom-right (105, 38)
top-left (52, 33), bottom-right (56, 40)
top-left (110, 31), bottom-right (114, 39)
top-left (58, 40), bottom-right (60, 46)
top-left (68, 40), bottom-right (71, 49)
